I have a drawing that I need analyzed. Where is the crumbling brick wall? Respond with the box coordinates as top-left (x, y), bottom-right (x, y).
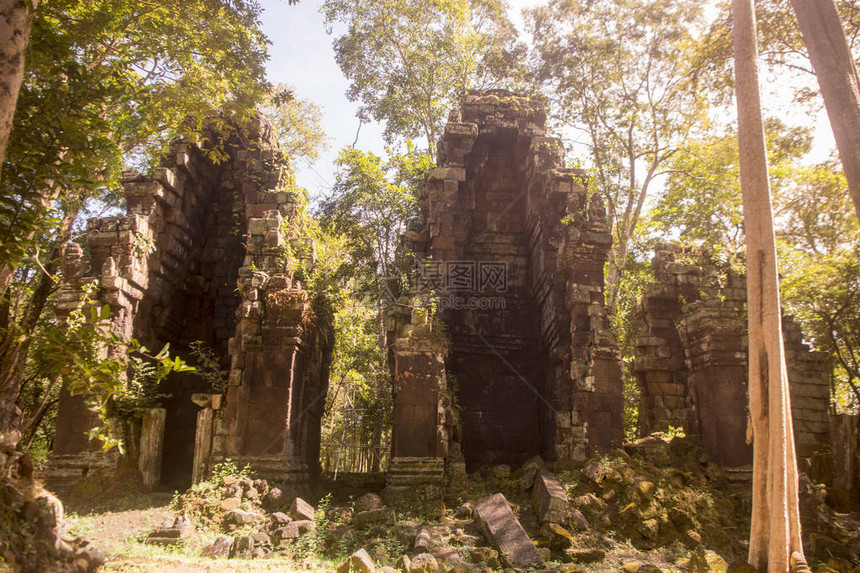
top-left (633, 244), bottom-right (830, 467)
top-left (47, 117), bottom-right (331, 492)
top-left (392, 92), bottom-right (623, 479)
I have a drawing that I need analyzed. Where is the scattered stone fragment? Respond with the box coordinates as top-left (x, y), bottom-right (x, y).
top-left (537, 547), bottom-right (552, 562)
top-left (273, 522), bottom-right (300, 542)
top-left (327, 506), bottom-right (354, 523)
top-left (223, 483), bottom-right (242, 499)
top-left (636, 480), bottom-right (656, 500)
top-left (218, 497), bottom-right (241, 512)
top-left (583, 460), bottom-right (607, 484)
top-left (293, 519), bottom-right (316, 534)
top-left (407, 552), bottom-right (439, 572)
top-left (451, 528), bottom-right (481, 547)
top-left (355, 492), bottom-right (384, 513)
top-left (517, 455), bottom-right (546, 490)
top-left (620, 502), bottom-right (642, 521)
top-left (337, 548), bottom-right (375, 573)
top-left (532, 469), bottom-right (568, 524)
top-left (226, 507), bottom-right (263, 526)
top-left (557, 565), bottom-right (585, 573)
top-left (490, 464), bottom-right (511, 479)
top-left (568, 509), bottom-right (589, 531)
top-left (290, 497), bottom-right (316, 521)
top-left (567, 548), bottom-right (606, 563)
top-left (201, 535), bottom-right (233, 558)
top-left (414, 526), bottom-right (432, 550)
top-left (573, 493), bottom-right (606, 517)
top-left (397, 554), bottom-right (412, 571)
top-left (378, 567), bottom-right (399, 573)
top-left (455, 501), bottom-right (475, 518)
top-left (230, 535), bottom-right (255, 557)
top-left (540, 523), bottom-right (574, 550)
top-left (146, 515), bottom-right (194, 545)
top-left (252, 531), bottom-right (271, 546)
top-left (637, 518), bottom-right (660, 540)
top-left (353, 507), bottom-right (396, 528)
top-left (474, 493), bottom-right (543, 568)
top-left (264, 486), bottom-right (284, 506)
top-left (271, 511), bottom-right (292, 524)
top-left (687, 548), bottom-right (728, 572)
top-left (470, 547), bottom-right (500, 569)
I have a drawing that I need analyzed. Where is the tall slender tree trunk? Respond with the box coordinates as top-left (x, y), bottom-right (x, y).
top-left (0, 0), bottom-right (34, 177)
top-left (734, 1), bottom-right (806, 570)
top-left (789, 0), bottom-right (860, 222)
top-left (0, 0), bottom-right (38, 298)
top-left (0, 206), bottom-right (76, 437)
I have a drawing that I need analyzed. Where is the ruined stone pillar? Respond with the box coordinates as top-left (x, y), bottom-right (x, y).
top-left (138, 408), bottom-right (166, 491)
top-left (634, 246), bottom-right (833, 471)
top-left (830, 414), bottom-right (856, 491)
top-left (388, 327), bottom-right (448, 486)
top-left (679, 300), bottom-right (752, 467)
top-left (220, 167), bottom-right (332, 483)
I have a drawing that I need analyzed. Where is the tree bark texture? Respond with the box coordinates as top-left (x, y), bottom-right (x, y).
top-left (790, 0), bottom-right (860, 222)
top-left (0, 0), bottom-right (36, 298)
top-left (0, 0), bottom-right (32, 174)
top-left (734, 0), bottom-right (805, 570)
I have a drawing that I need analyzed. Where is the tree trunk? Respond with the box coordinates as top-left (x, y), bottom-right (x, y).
top-left (790, 0), bottom-right (860, 222)
top-left (0, 0), bottom-right (34, 176)
top-left (0, 0), bottom-right (38, 298)
top-left (734, 0), bottom-right (806, 570)
top-left (0, 204), bottom-right (73, 453)
top-left (0, 209), bottom-right (74, 403)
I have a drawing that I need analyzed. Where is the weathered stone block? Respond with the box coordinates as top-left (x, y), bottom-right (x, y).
top-left (533, 469), bottom-right (568, 524)
top-left (337, 549), bottom-right (375, 573)
top-left (353, 507), bottom-right (396, 528)
top-left (474, 493), bottom-right (543, 568)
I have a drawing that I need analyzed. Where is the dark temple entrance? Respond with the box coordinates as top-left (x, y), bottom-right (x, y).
top-left (443, 132), bottom-right (555, 472)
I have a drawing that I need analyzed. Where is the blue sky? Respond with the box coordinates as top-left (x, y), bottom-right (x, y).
top-left (258, 0), bottom-right (387, 196)
top-left (257, 0), bottom-right (834, 198)
top-left (257, 0), bottom-right (536, 197)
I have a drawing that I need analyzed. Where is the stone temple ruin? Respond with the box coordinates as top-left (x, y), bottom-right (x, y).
top-left (388, 92), bottom-right (623, 485)
top-left (46, 118), bottom-right (332, 493)
top-left (632, 244), bottom-right (835, 476)
top-left (44, 92), bottom-right (851, 497)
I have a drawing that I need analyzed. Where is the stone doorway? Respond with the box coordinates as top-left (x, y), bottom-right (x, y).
top-left (158, 369), bottom-right (209, 489)
top-left (444, 132), bottom-right (557, 472)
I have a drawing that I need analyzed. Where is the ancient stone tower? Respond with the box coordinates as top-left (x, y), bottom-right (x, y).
top-left (46, 117), bottom-right (332, 492)
top-left (633, 244), bottom-right (831, 470)
top-left (388, 92), bottom-right (624, 484)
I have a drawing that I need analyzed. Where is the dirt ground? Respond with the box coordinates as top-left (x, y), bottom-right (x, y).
top-left (64, 492), bottom-right (333, 572)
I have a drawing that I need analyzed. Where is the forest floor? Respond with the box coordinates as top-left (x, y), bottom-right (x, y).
top-left (54, 434), bottom-right (860, 573)
top-left (64, 488), bottom-right (691, 573)
top-left (65, 492), bottom-right (335, 572)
